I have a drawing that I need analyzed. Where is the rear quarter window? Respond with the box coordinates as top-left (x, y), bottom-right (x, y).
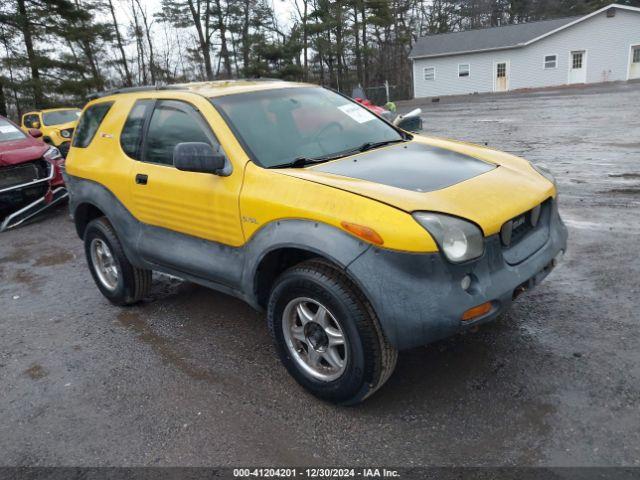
top-left (120, 99), bottom-right (154, 160)
top-left (73, 102), bottom-right (114, 148)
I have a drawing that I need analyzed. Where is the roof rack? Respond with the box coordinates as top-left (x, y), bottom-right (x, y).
top-left (87, 78), bottom-right (288, 101)
top-left (87, 84), bottom-right (189, 100)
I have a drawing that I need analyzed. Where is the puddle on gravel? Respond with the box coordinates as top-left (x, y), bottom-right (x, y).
top-left (0, 247), bottom-right (31, 264)
top-left (609, 173), bottom-right (640, 179)
top-left (600, 188), bottom-right (640, 195)
top-left (34, 251), bottom-right (75, 267)
top-left (24, 364), bottom-right (47, 380)
top-left (604, 142), bottom-right (640, 149)
top-left (12, 269), bottom-right (44, 290)
top-left (117, 311), bottom-right (228, 386)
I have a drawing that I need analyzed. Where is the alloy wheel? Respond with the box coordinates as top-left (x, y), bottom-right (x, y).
top-left (282, 297), bottom-right (348, 382)
top-left (90, 238), bottom-right (119, 291)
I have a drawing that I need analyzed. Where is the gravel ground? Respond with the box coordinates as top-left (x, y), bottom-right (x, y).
top-left (1, 81), bottom-right (639, 467)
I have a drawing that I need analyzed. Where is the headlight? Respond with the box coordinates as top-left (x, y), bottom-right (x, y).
top-left (532, 163), bottom-right (556, 186)
top-left (43, 146), bottom-right (62, 161)
top-left (413, 212), bottom-right (484, 263)
top-left (60, 129), bottom-right (71, 138)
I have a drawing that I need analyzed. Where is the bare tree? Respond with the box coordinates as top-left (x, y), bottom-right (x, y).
top-left (134, 0), bottom-right (157, 84)
top-left (107, 0), bottom-right (133, 86)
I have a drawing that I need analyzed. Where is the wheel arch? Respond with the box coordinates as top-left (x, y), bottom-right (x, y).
top-left (74, 202), bottom-right (106, 239)
top-left (242, 220), bottom-right (372, 310)
top-left (253, 246), bottom-right (344, 309)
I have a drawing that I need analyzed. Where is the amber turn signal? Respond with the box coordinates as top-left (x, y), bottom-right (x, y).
top-left (341, 221), bottom-right (384, 246)
top-left (461, 301), bottom-right (493, 321)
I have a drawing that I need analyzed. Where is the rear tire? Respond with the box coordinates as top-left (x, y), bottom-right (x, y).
top-left (268, 259), bottom-right (397, 405)
top-left (84, 217), bottom-right (151, 306)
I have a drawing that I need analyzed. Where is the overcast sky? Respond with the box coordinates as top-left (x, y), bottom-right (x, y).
top-left (112, 0), bottom-right (296, 31)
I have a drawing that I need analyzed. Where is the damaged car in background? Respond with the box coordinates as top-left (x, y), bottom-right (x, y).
top-left (21, 108), bottom-right (81, 158)
top-left (0, 116), bottom-right (67, 232)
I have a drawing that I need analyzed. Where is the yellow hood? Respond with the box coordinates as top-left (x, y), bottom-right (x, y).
top-left (279, 135), bottom-right (555, 236)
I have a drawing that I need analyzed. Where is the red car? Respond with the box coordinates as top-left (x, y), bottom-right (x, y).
top-left (353, 97), bottom-right (394, 119)
top-left (0, 115), bottom-right (67, 231)
top-left (354, 97), bottom-right (423, 132)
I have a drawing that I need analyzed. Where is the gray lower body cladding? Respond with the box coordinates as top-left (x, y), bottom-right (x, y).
top-left (348, 201), bottom-right (568, 350)
top-left (65, 174), bottom-right (567, 352)
top-left (63, 174), bottom-right (370, 309)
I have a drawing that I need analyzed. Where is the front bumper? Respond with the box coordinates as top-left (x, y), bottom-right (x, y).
top-left (0, 160), bottom-right (68, 231)
top-left (348, 200), bottom-right (568, 350)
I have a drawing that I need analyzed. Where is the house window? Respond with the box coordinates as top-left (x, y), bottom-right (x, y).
top-left (633, 47), bottom-right (640, 63)
top-left (424, 67), bottom-right (436, 81)
top-left (496, 63), bottom-right (506, 78)
top-left (572, 52), bottom-right (583, 69)
top-left (544, 55), bottom-right (557, 69)
top-left (458, 64), bottom-right (470, 77)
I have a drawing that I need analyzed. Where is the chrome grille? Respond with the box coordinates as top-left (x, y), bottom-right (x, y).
top-left (0, 163), bottom-right (40, 189)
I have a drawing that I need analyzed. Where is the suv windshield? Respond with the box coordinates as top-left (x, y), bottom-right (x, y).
top-left (211, 87), bottom-right (404, 168)
top-left (42, 109), bottom-right (81, 126)
top-left (0, 118), bottom-right (26, 142)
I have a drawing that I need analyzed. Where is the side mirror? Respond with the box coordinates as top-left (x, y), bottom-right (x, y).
top-left (32, 121), bottom-right (40, 129)
top-left (393, 108), bottom-right (423, 132)
top-left (173, 142), bottom-right (227, 175)
top-left (29, 128), bottom-right (43, 138)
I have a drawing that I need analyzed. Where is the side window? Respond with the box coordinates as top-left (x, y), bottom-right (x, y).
top-left (73, 102), bottom-right (114, 148)
top-left (120, 99), bottom-right (154, 160)
top-left (143, 100), bottom-right (214, 166)
top-left (424, 67), bottom-right (436, 81)
top-left (544, 55), bottom-right (557, 69)
top-left (23, 114), bottom-right (40, 128)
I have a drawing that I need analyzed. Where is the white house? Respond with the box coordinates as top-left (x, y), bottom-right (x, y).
top-left (409, 4), bottom-right (640, 99)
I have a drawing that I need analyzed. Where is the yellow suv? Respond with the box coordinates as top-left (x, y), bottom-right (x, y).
top-left (21, 108), bottom-right (81, 157)
top-left (65, 81), bottom-right (567, 404)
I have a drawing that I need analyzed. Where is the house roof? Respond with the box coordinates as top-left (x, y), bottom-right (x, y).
top-left (409, 4), bottom-right (640, 60)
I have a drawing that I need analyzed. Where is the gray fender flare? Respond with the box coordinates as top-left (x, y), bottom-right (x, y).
top-left (64, 174), bottom-right (143, 265)
top-left (240, 219), bottom-right (372, 304)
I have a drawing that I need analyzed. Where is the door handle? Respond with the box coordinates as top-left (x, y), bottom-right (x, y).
top-left (135, 174), bottom-right (148, 185)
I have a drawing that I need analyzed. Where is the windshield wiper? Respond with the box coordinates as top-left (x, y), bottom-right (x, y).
top-left (358, 138), bottom-right (407, 153)
top-left (270, 138), bottom-right (408, 169)
top-left (269, 156), bottom-right (334, 169)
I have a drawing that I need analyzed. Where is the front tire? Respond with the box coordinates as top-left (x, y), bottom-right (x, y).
top-left (84, 217), bottom-right (151, 306)
top-left (268, 260), bottom-right (397, 405)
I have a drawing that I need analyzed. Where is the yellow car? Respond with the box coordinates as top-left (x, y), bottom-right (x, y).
top-left (64, 81), bottom-right (567, 404)
top-left (21, 108), bottom-right (81, 157)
